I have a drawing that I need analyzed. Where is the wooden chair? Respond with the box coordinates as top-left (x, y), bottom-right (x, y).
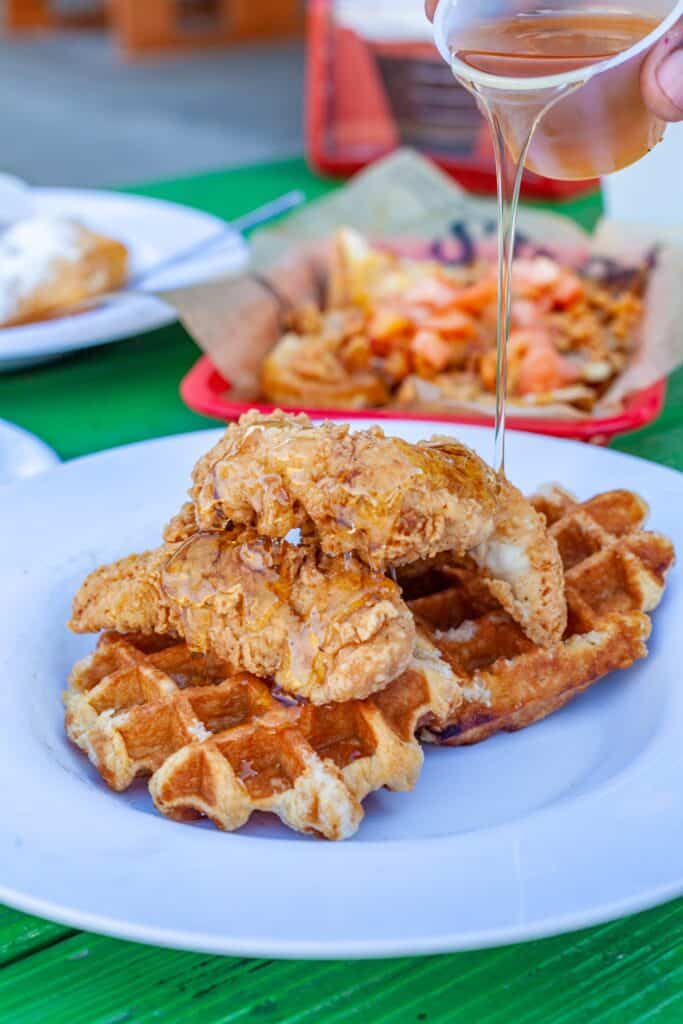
top-left (5, 0), bottom-right (106, 31)
top-left (109, 0), bottom-right (305, 56)
top-left (5, 1), bottom-right (303, 50)
top-left (5, 0), bottom-right (52, 30)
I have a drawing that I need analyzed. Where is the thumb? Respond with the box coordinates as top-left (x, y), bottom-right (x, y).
top-left (425, 0), bottom-right (439, 21)
top-left (641, 19), bottom-right (683, 122)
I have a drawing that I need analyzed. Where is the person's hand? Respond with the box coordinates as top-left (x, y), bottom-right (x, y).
top-left (642, 20), bottom-right (683, 121)
top-left (424, 1), bottom-right (683, 122)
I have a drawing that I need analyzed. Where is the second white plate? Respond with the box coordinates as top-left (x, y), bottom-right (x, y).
top-left (0, 423), bottom-right (681, 958)
top-left (0, 418), bottom-right (58, 485)
top-left (0, 188), bottom-right (248, 371)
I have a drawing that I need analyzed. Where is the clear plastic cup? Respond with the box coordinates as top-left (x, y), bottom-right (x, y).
top-left (433, 0), bottom-right (683, 179)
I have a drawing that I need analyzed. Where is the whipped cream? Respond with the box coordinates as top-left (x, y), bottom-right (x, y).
top-left (0, 215), bottom-right (84, 324)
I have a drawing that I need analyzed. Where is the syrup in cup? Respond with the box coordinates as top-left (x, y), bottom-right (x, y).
top-left (433, 0), bottom-right (683, 471)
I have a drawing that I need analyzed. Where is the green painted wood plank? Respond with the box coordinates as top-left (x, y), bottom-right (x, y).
top-left (466, 905), bottom-right (683, 1024)
top-left (0, 902), bottom-right (681, 1024)
top-left (123, 157), bottom-right (338, 222)
top-left (121, 157), bottom-right (603, 235)
top-left (612, 364), bottom-right (683, 470)
top-left (0, 907), bottom-right (73, 968)
top-left (0, 324), bottom-right (214, 462)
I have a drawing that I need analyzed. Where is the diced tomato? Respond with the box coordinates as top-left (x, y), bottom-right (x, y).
top-left (368, 306), bottom-right (412, 342)
top-left (370, 333), bottom-right (405, 357)
top-left (552, 272), bottom-right (584, 308)
top-left (513, 257), bottom-right (562, 293)
top-left (410, 330), bottom-right (452, 373)
top-left (517, 344), bottom-right (580, 395)
top-left (422, 310), bottom-right (477, 338)
top-left (510, 299), bottom-right (543, 329)
top-left (402, 277), bottom-right (459, 309)
top-left (508, 328), bottom-right (547, 358)
top-left (451, 275), bottom-right (498, 313)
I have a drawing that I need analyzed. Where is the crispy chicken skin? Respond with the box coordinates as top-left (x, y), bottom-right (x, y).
top-left (165, 412), bottom-right (566, 645)
top-left (397, 476), bottom-right (568, 648)
top-left (467, 478), bottom-right (567, 647)
top-left (167, 411), bottom-right (500, 571)
top-left (70, 530), bottom-right (415, 704)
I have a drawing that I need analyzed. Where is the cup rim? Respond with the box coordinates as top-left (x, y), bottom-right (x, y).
top-left (434, 0), bottom-right (683, 92)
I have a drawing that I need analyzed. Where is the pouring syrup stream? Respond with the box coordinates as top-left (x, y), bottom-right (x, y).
top-left (449, 12), bottom-right (659, 473)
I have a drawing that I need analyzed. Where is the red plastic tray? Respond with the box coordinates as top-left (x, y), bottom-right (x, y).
top-left (181, 354), bottom-right (666, 445)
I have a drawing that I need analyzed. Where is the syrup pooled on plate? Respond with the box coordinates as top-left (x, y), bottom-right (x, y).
top-left (449, 10), bottom-right (660, 472)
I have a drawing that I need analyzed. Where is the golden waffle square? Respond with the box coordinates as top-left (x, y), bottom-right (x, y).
top-left (65, 630), bottom-right (462, 840)
top-left (409, 487), bottom-right (674, 746)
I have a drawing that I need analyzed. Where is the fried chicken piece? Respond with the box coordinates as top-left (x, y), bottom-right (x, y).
top-left (170, 410), bottom-right (500, 571)
top-left (169, 412), bottom-right (566, 645)
top-left (396, 477), bottom-right (567, 648)
top-left (165, 501), bottom-right (197, 544)
top-left (69, 530), bottom-right (415, 705)
top-left (466, 477), bottom-right (567, 647)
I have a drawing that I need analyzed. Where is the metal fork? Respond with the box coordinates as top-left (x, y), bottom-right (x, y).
top-left (127, 188), bottom-right (305, 291)
top-left (70, 188), bottom-right (306, 314)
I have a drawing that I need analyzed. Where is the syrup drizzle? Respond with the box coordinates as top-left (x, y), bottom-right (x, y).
top-left (449, 12), bottom-right (659, 473)
top-left (477, 83), bottom-right (572, 474)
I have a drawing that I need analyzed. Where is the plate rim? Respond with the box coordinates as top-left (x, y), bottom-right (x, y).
top-left (2, 875), bottom-right (681, 960)
top-left (0, 417), bottom-right (59, 485)
top-left (0, 187), bottom-right (247, 364)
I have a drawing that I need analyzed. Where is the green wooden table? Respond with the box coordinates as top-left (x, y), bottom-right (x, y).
top-left (1, 158), bottom-right (681, 1024)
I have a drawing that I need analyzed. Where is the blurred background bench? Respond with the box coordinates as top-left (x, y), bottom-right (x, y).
top-left (4, 0), bottom-right (304, 53)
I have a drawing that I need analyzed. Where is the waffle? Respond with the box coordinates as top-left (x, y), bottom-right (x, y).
top-left (410, 486), bottom-right (674, 746)
top-left (65, 630), bottom-right (462, 840)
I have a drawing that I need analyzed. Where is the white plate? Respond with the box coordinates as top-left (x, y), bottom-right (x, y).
top-left (0, 418), bottom-right (58, 485)
top-left (0, 188), bottom-right (248, 371)
top-left (0, 423), bottom-right (681, 958)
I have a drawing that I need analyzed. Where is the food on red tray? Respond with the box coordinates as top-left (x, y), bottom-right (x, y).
top-left (260, 228), bottom-right (646, 414)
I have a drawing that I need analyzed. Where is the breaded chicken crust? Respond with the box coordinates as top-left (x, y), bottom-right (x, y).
top-left (70, 530), bottom-right (415, 704)
top-left (166, 412), bottom-right (566, 646)
top-left (167, 411), bottom-right (500, 571)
